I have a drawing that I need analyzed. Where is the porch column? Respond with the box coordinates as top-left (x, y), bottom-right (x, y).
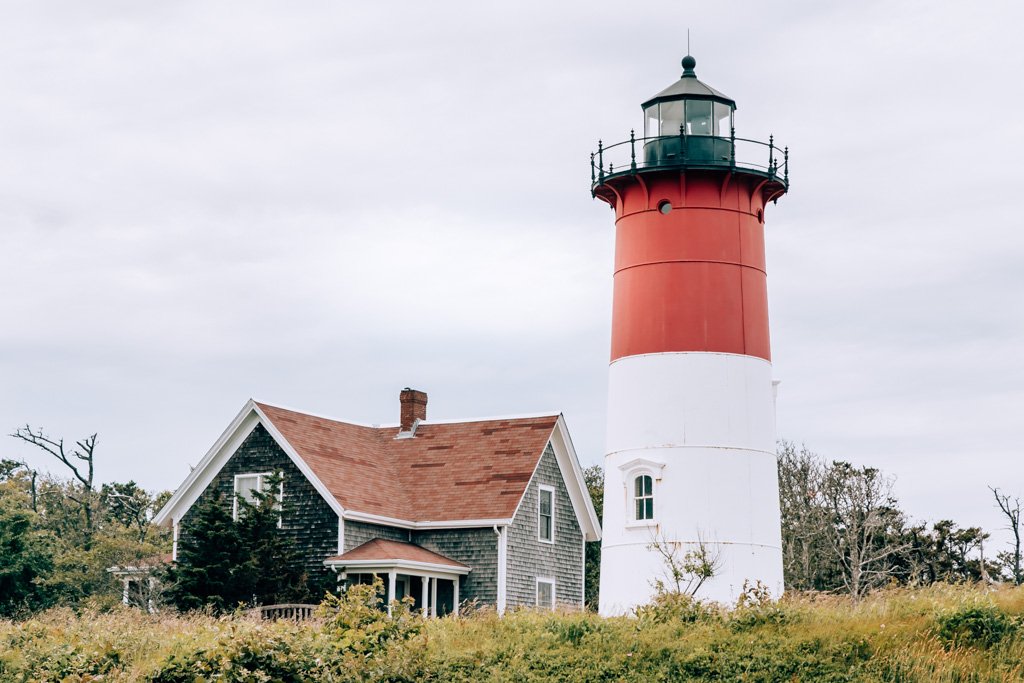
top-left (453, 578), bottom-right (459, 617)
top-left (121, 577), bottom-right (130, 605)
top-left (430, 574), bottom-right (438, 618)
top-left (421, 577), bottom-right (430, 618)
top-left (387, 570), bottom-right (396, 617)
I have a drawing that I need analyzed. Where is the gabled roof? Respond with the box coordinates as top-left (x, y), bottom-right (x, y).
top-left (326, 538), bottom-right (469, 571)
top-left (154, 399), bottom-right (601, 542)
top-left (256, 402), bottom-right (559, 522)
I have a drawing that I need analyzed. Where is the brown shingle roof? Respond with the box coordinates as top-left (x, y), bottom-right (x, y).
top-left (255, 402), bottom-right (558, 522)
top-left (326, 538), bottom-right (468, 569)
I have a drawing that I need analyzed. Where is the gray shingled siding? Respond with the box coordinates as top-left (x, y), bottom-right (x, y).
top-left (343, 520), bottom-right (411, 551)
top-left (506, 443), bottom-right (584, 608)
top-left (180, 423), bottom-right (338, 586)
top-left (412, 528), bottom-right (498, 605)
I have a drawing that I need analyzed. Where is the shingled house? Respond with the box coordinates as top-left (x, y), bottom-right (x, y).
top-left (153, 389), bottom-right (601, 615)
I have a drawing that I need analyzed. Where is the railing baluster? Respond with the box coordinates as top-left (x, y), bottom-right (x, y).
top-left (784, 146), bottom-right (789, 184)
top-left (590, 152), bottom-right (595, 185)
top-left (598, 140), bottom-right (604, 182)
top-left (679, 124), bottom-right (686, 163)
top-left (730, 126), bottom-right (736, 168)
top-left (630, 129), bottom-right (636, 172)
top-left (768, 134), bottom-right (774, 175)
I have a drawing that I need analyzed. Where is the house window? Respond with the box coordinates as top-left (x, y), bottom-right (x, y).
top-left (634, 474), bottom-right (654, 521)
top-left (538, 485), bottom-right (554, 543)
top-left (232, 472), bottom-right (283, 526)
top-left (536, 578), bottom-right (555, 609)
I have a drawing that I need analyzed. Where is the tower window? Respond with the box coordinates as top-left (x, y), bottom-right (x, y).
top-left (634, 474), bottom-right (654, 521)
top-left (657, 200), bottom-right (672, 214)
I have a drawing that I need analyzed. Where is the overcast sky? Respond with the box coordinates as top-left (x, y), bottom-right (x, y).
top-left (2, 1), bottom-right (1022, 551)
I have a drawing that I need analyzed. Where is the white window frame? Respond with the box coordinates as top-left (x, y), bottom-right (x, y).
top-left (536, 577), bottom-right (555, 609)
top-left (232, 472), bottom-right (283, 527)
top-left (632, 473), bottom-right (655, 523)
top-left (537, 484), bottom-right (555, 544)
top-left (619, 458), bottom-right (665, 529)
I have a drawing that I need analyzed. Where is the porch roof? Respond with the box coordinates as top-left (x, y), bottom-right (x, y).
top-left (324, 538), bottom-right (470, 576)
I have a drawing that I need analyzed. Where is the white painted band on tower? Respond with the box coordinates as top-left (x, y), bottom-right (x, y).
top-left (598, 352), bottom-right (783, 615)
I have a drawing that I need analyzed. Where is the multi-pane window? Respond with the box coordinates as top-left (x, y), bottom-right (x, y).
top-left (634, 474), bottom-right (654, 521)
top-left (536, 579), bottom-right (554, 608)
top-left (233, 472), bottom-right (283, 525)
top-left (538, 486), bottom-right (554, 542)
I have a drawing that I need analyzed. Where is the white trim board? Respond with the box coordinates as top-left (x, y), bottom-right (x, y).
top-left (153, 400), bottom-right (346, 528)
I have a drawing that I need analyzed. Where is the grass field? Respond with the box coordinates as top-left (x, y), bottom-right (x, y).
top-left (1, 583), bottom-right (1022, 682)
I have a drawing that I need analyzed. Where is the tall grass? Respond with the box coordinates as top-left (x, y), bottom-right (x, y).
top-left (1, 583), bottom-right (1021, 682)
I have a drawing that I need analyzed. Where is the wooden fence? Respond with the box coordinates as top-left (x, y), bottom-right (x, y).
top-left (253, 603), bottom-right (319, 621)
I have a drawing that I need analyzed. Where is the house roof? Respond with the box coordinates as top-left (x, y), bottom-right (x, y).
top-left (255, 402), bottom-right (559, 522)
top-left (325, 538), bottom-right (469, 570)
top-left (153, 398), bottom-right (601, 542)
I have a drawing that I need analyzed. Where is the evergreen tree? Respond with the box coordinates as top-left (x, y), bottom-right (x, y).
top-left (234, 472), bottom-right (309, 605)
top-left (163, 475), bottom-right (314, 612)
top-left (162, 491), bottom-right (246, 611)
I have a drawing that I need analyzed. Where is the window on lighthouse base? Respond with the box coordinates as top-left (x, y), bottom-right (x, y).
top-left (634, 474), bottom-right (654, 521)
top-left (619, 458), bottom-right (664, 528)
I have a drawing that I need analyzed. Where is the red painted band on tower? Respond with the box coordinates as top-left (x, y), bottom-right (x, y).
top-left (602, 171), bottom-right (773, 362)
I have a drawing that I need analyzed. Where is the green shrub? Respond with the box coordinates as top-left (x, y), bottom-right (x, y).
top-left (935, 603), bottom-right (1019, 649)
top-left (634, 589), bottom-right (720, 625)
top-left (730, 580), bottom-right (791, 631)
top-left (318, 578), bottom-right (421, 654)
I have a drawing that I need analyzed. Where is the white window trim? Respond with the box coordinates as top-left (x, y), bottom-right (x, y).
top-left (536, 577), bottom-right (556, 609)
top-left (632, 473), bottom-right (656, 523)
top-left (619, 458), bottom-right (665, 529)
top-left (232, 472), bottom-right (283, 526)
top-left (538, 484), bottom-right (555, 544)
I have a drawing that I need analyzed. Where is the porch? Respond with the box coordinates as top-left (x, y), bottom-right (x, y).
top-left (324, 538), bottom-right (470, 617)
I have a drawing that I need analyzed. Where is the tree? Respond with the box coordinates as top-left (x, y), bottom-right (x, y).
top-left (582, 464), bottom-right (603, 611)
top-left (898, 520), bottom-right (997, 585)
top-left (0, 459), bottom-right (39, 512)
top-left (163, 475), bottom-right (313, 612)
top-left (647, 531), bottom-right (721, 598)
top-left (990, 487), bottom-right (1022, 585)
top-left (10, 426), bottom-right (97, 546)
top-left (777, 442), bottom-right (834, 590)
top-left (100, 481), bottom-right (160, 544)
top-left (819, 462), bottom-right (909, 601)
top-left (162, 491), bottom-right (245, 612)
top-left (0, 489), bottom-right (54, 616)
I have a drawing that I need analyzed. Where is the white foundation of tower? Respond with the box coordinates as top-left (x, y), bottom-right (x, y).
top-left (597, 351), bottom-right (784, 616)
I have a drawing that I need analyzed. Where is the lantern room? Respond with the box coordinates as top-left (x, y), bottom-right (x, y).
top-left (641, 55), bottom-right (737, 165)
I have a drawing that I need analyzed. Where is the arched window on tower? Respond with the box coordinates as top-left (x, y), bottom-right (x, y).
top-left (634, 474), bottom-right (654, 521)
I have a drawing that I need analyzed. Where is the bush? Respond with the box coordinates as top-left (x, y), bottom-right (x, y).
top-left (318, 578), bottom-right (421, 654)
top-left (2, 584), bottom-right (1024, 681)
top-left (634, 589), bottom-right (720, 625)
top-left (730, 580), bottom-right (791, 631)
top-left (935, 603), bottom-right (1019, 649)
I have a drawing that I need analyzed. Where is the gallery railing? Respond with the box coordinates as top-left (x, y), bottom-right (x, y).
top-left (591, 130), bottom-right (788, 192)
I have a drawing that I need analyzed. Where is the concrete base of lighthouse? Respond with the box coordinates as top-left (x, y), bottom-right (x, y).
top-left (598, 352), bottom-right (784, 616)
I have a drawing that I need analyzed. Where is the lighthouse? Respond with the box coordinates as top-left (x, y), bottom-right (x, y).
top-left (592, 55), bottom-right (789, 614)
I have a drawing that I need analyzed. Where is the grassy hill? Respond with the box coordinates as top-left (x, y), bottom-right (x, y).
top-left (1, 584), bottom-right (1022, 682)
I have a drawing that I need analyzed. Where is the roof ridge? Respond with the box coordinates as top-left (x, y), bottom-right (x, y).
top-left (255, 400), bottom-right (558, 429)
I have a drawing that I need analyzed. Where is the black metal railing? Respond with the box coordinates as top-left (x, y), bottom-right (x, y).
top-left (591, 130), bottom-right (788, 191)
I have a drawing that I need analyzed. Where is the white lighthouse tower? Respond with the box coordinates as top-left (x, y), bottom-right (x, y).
top-left (592, 55), bottom-right (789, 614)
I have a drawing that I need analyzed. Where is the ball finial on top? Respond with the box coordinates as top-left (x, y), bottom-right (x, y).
top-left (681, 54), bottom-right (696, 77)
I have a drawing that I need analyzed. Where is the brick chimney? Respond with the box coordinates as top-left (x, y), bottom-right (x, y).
top-left (399, 388), bottom-right (427, 433)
